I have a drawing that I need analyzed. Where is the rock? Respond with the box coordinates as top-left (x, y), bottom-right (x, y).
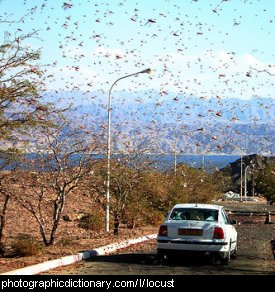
top-left (63, 213), bottom-right (85, 222)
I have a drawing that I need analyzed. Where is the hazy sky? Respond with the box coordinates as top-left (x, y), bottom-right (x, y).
top-left (1, 0), bottom-right (275, 99)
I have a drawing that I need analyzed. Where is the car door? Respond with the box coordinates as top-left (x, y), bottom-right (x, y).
top-left (221, 208), bottom-right (237, 251)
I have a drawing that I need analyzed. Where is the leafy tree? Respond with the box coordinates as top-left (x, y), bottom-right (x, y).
top-left (255, 163), bottom-right (275, 202)
top-left (0, 30), bottom-right (49, 145)
top-left (168, 164), bottom-right (220, 204)
top-left (130, 171), bottom-right (169, 226)
top-left (211, 167), bottom-right (234, 194)
top-left (0, 25), bottom-right (51, 253)
top-left (90, 147), bottom-right (157, 235)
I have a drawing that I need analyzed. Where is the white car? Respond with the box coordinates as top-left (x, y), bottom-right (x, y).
top-left (157, 203), bottom-right (238, 265)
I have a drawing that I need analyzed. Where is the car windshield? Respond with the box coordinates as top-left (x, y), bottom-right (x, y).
top-left (170, 208), bottom-right (219, 222)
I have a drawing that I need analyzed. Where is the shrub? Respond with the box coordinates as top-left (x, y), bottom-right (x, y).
top-left (78, 212), bottom-right (104, 231)
top-left (11, 234), bottom-right (42, 257)
top-left (57, 237), bottom-right (76, 247)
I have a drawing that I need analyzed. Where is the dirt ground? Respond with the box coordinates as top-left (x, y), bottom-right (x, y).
top-left (222, 201), bottom-right (275, 262)
top-left (0, 192), bottom-right (158, 274)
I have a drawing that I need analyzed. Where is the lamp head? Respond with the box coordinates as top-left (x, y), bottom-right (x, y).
top-left (140, 68), bottom-right (152, 74)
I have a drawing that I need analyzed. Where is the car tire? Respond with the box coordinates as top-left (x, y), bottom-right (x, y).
top-left (221, 241), bottom-right (231, 266)
top-left (157, 249), bottom-right (165, 262)
top-left (232, 242), bottom-right (238, 259)
top-left (157, 249), bottom-right (169, 264)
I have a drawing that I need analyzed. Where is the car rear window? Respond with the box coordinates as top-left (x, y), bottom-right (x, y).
top-left (170, 208), bottom-right (219, 222)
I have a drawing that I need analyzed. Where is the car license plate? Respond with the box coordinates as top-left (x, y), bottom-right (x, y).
top-left (178, 229), bottom-right (203, 236)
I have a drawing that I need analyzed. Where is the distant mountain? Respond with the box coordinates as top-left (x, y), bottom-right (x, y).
top-left (42, 91), bottom-right (275, 155)
top-left (43, 90), bottom-right (275, 123)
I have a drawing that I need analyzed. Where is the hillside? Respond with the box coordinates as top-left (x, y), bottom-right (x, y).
top-left (220, 154), bottom-right (275, 195)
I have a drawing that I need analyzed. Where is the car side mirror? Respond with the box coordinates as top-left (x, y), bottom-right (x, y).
top-left (230, 219), bottom-right (238, 225)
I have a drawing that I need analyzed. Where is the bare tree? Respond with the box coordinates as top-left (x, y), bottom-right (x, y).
top-left (0, 149), bottom-right (21, 255)
top-left (12, 117), bottom-right (101, 246)
top-left (0, 173), bottom-right (11, 255)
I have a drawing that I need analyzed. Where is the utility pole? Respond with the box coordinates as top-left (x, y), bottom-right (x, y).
top-left (244, 165), bottom-right (249, 200)
top-left (240, 156), bottom-right (243, 201)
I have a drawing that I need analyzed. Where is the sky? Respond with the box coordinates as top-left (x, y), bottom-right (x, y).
top-left (1, 0), bottom-right (275, 100)
top-left (0, 0), bottom-right (274, 155)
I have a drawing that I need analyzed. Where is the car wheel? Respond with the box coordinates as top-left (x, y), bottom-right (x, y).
top-left (221, 241), bottom-right (231, 266)
top-left (157, 249), bottom-right (165, 263)
top-left (232, 242), bottom-right (238, 259)
top-left (157, 249), bottom-right (169, 264)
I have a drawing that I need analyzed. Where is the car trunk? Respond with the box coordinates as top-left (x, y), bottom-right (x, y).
top-left (167, 220), bottom-right (217, 240)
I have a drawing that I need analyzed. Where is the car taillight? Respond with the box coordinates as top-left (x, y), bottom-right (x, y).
top-left (158, 225), bottom-right (168, 237)
top-left (213, 227), bottom-right (224, 239)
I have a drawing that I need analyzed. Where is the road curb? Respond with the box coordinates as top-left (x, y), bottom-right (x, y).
top-left (1, 234), bottom-right (157, 275)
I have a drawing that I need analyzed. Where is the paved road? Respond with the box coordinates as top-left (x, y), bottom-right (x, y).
top-left (45, 224), bottom-right (274, 275)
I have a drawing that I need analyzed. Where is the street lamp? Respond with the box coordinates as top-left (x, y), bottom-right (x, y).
top-left (106, 68), bottom-right (151, 232)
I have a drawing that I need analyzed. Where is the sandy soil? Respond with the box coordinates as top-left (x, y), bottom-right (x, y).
top-left (0, 192), bottom-right (158, 274)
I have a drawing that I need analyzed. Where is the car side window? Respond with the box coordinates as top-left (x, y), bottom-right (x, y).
top-left (221, 210), bottom-right (229, 224)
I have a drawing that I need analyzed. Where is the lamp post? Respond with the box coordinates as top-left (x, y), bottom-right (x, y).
top-left (106, 68), bottom-right (151, 233)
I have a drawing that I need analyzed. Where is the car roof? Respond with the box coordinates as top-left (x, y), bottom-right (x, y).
top-left (172, 203), bottom-right (222, 211)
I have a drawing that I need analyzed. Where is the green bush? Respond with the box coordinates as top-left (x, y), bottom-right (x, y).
top-left (256, 164), bottom-right (275, 202)
top-left (11, 234), bottom-right (42, 257)
top-left (57, 237), bottom-right (76, 247)
top-left (78, 212), bottom-right (104, 231)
